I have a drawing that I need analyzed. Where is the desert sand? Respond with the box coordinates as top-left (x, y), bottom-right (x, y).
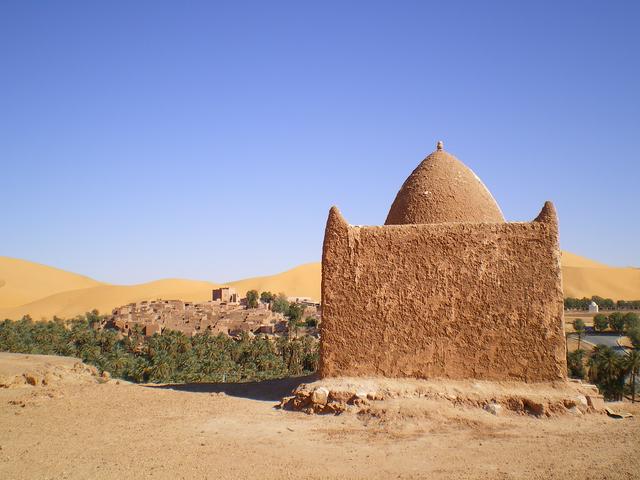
top-left (561, 251), bottom-right (640, 299)
top-left (0, 278), bottom-right (223, 320)
top-left (560, 251), bottom-right (611, 269)
top-left (227, 263), bottom-right (321, 302)
top-left (0, 353), bottom-right (638, 480)
top-left (0, 262), bottom-right (320, 320)
top-left (0, 257), bottom-right (102, 309)
top-left (1, 252), bottom-right (638, 320)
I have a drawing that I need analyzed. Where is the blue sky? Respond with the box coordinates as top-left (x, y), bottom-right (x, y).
top-left (1, 1), bottom-right (638, 284)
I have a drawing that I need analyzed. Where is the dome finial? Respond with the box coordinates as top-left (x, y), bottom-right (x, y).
top-left (385, 142), bottom-right (506, 225)
top-left (436, 140), bottom-right (444, 151)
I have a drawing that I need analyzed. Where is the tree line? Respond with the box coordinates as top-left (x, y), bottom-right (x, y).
top-left (571, 312), bottom-right (640, 347)
top-left (564, 296), bottom-right (640, 311)
top-left (567, 346), bottom-right (639, 402)
top-left (0, 313), bottom-right (319, 384)
top-left (247, 290), bottom-right (318, 331)
top-left (568, 313), bottom-right (640, 402)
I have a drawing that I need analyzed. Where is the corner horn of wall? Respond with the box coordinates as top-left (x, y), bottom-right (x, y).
top-left (326, 206), bottom-right (349, 230)
top-left (534, 201), bottom-right (558, 225)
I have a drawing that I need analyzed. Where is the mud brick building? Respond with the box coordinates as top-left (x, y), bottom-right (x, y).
top-left (320, 142), bottom-right (566, 382)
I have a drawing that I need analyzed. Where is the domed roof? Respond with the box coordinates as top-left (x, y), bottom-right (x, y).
top-left (385, 142), bottom-right (505, 225)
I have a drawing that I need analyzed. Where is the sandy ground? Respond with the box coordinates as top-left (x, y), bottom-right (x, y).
top-left (1, 353), bottom-right (639, 480)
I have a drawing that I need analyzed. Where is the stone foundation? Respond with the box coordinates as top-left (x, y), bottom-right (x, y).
top-left (279, 377), bottom-right (605, 417)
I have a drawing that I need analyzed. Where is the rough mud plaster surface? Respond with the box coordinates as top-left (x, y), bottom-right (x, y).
top-left (320, 205), bottom-right (566, 382)
top-left (385, 150), bottom-right (505, 225)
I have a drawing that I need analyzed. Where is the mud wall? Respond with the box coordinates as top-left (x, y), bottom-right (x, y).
top-left (320, 203), bottom-right (566, 382)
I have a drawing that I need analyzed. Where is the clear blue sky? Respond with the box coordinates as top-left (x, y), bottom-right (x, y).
top-left (1, 1), bottom-right (638, 284)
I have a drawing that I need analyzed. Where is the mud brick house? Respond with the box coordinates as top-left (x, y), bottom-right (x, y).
top-left (320, 142), bottom-right (566, 382)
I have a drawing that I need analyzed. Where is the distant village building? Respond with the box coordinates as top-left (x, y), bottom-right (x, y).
top-left (212, 287), bottom-right (238, 303)
top-left (320, 141), bottom-right (566, 382)
top-left (588, 301), bottom-right (599, 313)
top-left (145, 324), bottom-right (163, 336)
top-left (287, 296), bottom-right (320, 307)
top-left (107, 298), bottom-right (287, 338)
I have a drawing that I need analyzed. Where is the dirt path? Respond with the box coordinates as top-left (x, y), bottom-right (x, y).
top-left (0, 355), bottom-right (639, 479)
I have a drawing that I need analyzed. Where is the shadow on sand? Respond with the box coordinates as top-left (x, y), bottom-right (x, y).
top-left (145, 374), bottom-right (317, 402)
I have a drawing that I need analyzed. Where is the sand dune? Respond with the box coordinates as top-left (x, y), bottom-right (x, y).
top-left (0, 278), bottom-right (222, 320)
top-left (0, 256), bottom-right (103, 309)
top-left (0, 252), bottom-right (638, 320)
top-left (560, 251), bottom-right (610, 269)
top-left (562, 265), bottom-right (640, 299)
top-left (560, 252), bottom-right (640, 299)
top-left (0, 263), bottom-right (321, 320)
top-left (562, 252), bottom-right (640, 300)
top-left (227, 263), bottom-right (321, 301)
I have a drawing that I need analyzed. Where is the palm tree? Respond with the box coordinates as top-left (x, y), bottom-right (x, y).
top-left (573, 319), bottom-right (586, 351)
top-left (623, 350), bottom-right (640, 403)
top-left (588, 345), bottom-right (625, 400)
top-left (131, 357), bottom-right (149, 383)
top-left (588, 344), bottom-right (608, 384)
top-left (179, 334), bottom-right (192, 351)
top-left (108, 350), bottom-right (130, 378)
top-left (149, 351), bottom-right (173, 383)
top-left (288, 317), bottom-right (299, 339)
top-left (286, 339), bottom-right (303, 375)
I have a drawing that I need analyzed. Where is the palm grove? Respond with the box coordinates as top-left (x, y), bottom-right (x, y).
top-left (567, 312), bottom-right (640, 402)
top-left (0, 291), bottom-right (319, 384)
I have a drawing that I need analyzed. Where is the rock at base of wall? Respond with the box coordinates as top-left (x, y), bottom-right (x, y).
top-left (586, 394), bottom-right (606, 412)
top-left (277, 377), bottom-right (609, 418)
